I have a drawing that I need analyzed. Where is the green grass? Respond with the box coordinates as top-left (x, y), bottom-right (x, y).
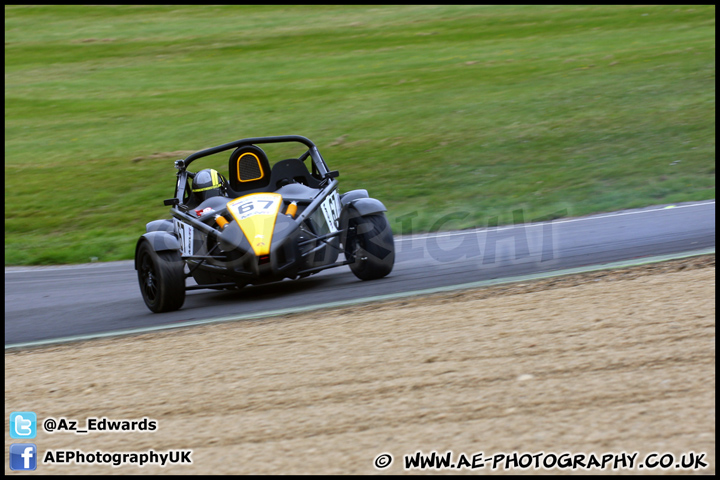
top-left (5, 5), bottom-right (715, 265)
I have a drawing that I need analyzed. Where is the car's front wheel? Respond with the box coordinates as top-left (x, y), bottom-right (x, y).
top-left (136, 241), bottom-right (186, 313)
top-left (345, 213), bottom-right (395, 280)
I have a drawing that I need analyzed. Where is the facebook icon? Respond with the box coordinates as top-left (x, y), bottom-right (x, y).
top-left (10, 444), bottom-right (37, 471)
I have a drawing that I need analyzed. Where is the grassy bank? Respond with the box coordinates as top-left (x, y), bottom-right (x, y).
top-left (5, 5), bottom-right (715, 265)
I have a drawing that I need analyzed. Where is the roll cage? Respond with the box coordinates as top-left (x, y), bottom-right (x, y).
top-left (169, 135), bottom-right (338, 207)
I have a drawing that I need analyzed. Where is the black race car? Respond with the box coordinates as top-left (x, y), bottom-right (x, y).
top-left (135, 135), bottom-right (395, 312)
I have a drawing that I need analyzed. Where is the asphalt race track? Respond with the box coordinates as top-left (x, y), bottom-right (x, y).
top-left (5, 200), bottom-right (715, 347)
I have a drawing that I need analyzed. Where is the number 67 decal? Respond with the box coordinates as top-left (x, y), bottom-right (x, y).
top-left (236, 199), bottom-right (274, 214)
top-left (227, 193), bottom-right (282, 221)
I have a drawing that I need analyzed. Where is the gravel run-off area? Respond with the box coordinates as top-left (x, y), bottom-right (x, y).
top-left (5, 255), bottom-right (715, 475)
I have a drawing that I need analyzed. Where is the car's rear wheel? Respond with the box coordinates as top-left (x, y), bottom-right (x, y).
top-left (345, 213), bottom-right (395, 280)
top-left (136, 241), bottom-right (186, 312)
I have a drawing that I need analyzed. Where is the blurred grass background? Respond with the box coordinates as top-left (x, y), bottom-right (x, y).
top-left (5, 5), bottom-right (715, 265)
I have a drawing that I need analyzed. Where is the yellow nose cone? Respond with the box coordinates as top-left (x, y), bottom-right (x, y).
top-left (226, 193), bottom-right (282, 256)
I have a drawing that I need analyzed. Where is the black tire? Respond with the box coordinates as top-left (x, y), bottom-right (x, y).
top-left (136, 241), bottom-right (186, 313)
top-left (345, 213), bottom-right (395, 280)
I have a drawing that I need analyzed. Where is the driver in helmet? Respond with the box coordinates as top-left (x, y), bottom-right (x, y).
top-left (192, 169), bottom-right (227, 199)
top-left (191, 168), bottom-right (228, 213)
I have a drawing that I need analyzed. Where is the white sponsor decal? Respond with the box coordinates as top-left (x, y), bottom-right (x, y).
top-left (173, 218), bottom-right (193, 256)
top-left (320, 189), bottom-right (341, 232)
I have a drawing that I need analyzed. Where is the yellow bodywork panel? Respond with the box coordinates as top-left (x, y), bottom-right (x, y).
top-left (226, 193), bottom-right (283, 256)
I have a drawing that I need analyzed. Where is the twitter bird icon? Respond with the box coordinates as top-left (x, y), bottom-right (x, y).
top-left (10, 412), bottom-right (37, 439)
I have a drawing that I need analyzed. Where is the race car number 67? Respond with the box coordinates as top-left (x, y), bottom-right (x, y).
top-left (228, 194), bottom-right (282, 221)
top-left (236, 200), bottom-right (273, 214)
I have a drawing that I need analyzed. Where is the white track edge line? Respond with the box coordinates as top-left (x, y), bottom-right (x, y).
top-left (5, 200), bottom-right (715, 273)
top-left (5, 247), bottom-right (714, 351)
top-left (395, 200), bottom-right (716, 241)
